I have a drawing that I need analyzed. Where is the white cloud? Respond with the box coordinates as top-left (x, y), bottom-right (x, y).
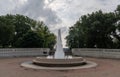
top-left (13, 0), bottom-right (61, 26)
top-left (48, 0), bottom-right (120, 28)
top-left (0, 0), bottom-right (27, 15)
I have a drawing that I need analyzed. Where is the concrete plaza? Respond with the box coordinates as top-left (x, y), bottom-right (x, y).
top-left (0, 57), bottom-right (120, 77)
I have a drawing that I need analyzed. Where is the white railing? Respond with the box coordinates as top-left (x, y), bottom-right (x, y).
top-left (72, 48), bottom-right (120, 59)
top-left (0, 48), bottom-right (50, 58)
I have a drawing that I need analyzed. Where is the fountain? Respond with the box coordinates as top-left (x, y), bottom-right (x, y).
top-left (21, 29), bottom-right (97, 70)
top-left (54, 29), bottom-right (65, 59)
top-left (46, 29), bottom-right (65, 59)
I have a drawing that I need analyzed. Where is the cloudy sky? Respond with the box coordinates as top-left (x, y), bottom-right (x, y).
top-left (0, 0), bottom-right (120, 47)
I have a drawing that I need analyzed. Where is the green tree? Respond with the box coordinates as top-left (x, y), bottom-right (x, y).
top-left (16, 31), bottom-right (43, 48)
top-left (66, 10), bottom-right (119, 49)
top-left (0, 16), bottom-right (14, 48)
top-left (0, 14), bottom-right (56, 48)
top-left (33, 21), bottom-right (56, 49)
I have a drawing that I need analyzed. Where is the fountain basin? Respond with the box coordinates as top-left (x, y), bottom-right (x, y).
top-left (21, 60), bottom-right (97, 70)
top-left (33, 57), bottom-right (86, 67)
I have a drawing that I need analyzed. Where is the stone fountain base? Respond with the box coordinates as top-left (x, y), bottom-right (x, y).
top-left (21, 57), bottom-right (97, 70)
top-left (33, 57), bottom-right (86, 67)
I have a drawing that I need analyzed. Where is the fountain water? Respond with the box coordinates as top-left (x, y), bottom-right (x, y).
top-left (54, 29), bottom-right (65, 59)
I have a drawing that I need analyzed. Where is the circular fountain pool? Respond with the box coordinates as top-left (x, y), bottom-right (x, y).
top-left (21, 57), bottom-right (97, 70)
top-left (33, 57), bottom-right (86, 67)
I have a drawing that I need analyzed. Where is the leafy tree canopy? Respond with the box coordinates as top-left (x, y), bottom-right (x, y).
top-left (0, 14), bottom-right (56, 49)
top-left (66, 5), bottom-right (120, 49)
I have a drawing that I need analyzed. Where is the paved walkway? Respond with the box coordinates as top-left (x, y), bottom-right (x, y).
top-left (0, 57), bottom-right (120, 77)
